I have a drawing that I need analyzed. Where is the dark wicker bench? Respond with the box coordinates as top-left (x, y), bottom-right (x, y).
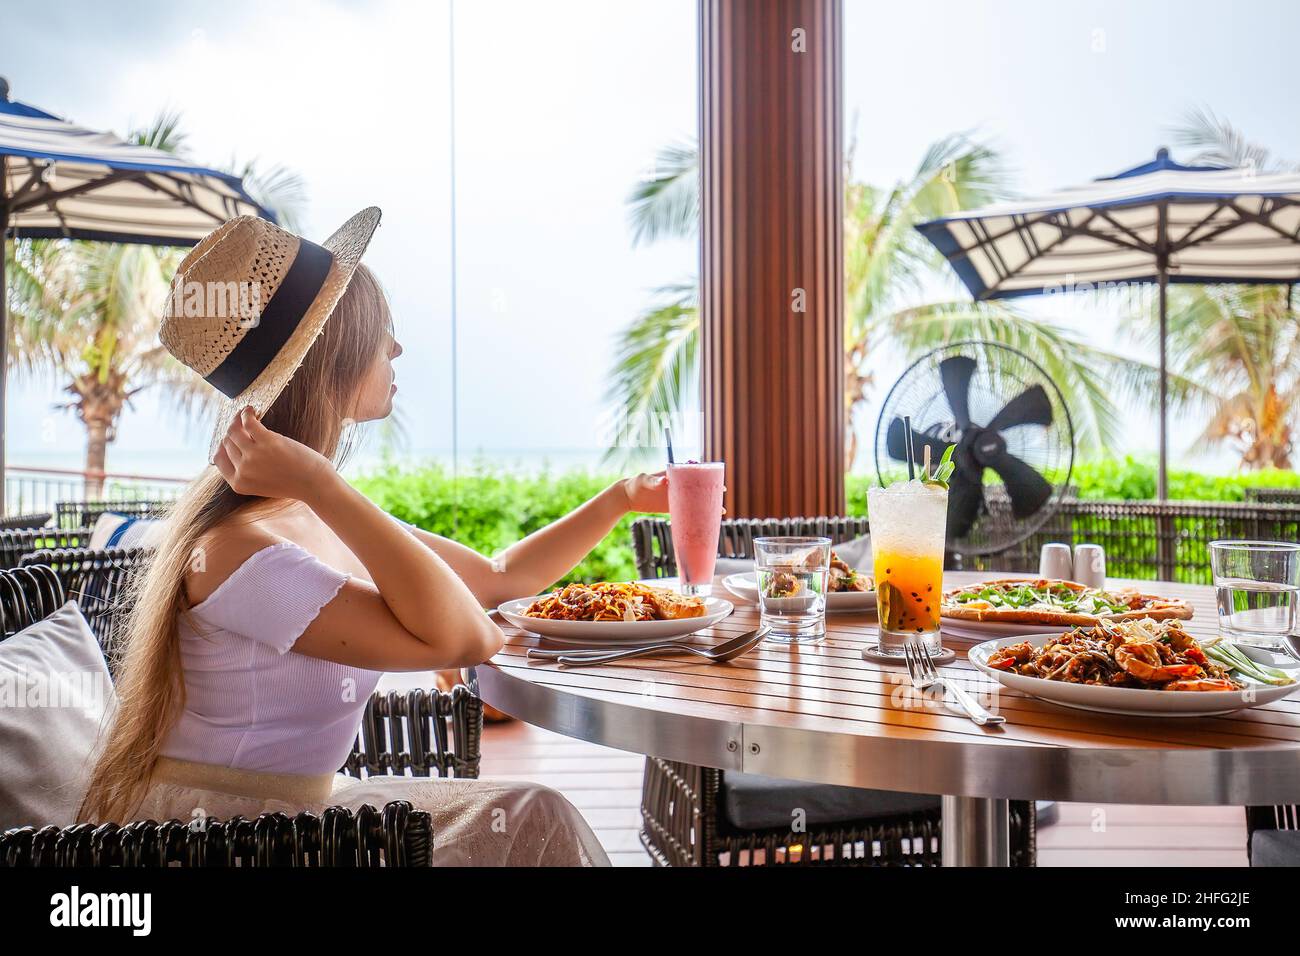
top-left (54, 498), bottom-right (173, 531)
top-left (630, 515), bottom-right (1034, 866)
top-left (0, 551), bottom-right (483, 867)
top-left (2, 801), bottom-right (433, 867)
top-left (0, 512), bottom-right (52, 532)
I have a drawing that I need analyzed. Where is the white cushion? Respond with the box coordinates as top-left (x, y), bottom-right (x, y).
top-left (88, 512), bottom-right (164, 550)
top-left (0, 601), bottom-right (116, 830)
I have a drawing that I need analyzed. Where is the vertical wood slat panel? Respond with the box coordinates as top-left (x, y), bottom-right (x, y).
top-left (700, 0), bottom-right (845, 519)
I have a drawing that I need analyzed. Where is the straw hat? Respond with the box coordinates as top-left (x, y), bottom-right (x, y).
top-left (159, 207), bottom-right (382, 462)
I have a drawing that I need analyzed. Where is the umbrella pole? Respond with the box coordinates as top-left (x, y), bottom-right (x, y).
top-left (1157, 265), bottom-right (1168, 501)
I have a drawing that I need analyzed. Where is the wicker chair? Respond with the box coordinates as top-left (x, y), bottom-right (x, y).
top-left (0, 552), bottom-right (483, 865)
top-left (1244, 487), bottom-right (1300, 506)
top-left (1245, 805), bottom-right (1300, 865)
top-left (630, 515), bottom-right (1034, 866)
top-left (1, 801), bottom-right (433, 867)
top-left (54, 498), bottom-right (172, 531)
top-left (0, 527), bottom-right (91, 570)
top-left (0, 512), bottom-right (52, 532)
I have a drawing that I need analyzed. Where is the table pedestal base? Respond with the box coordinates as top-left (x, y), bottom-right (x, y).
top-left (941, 795), bottom-right (1010, 866)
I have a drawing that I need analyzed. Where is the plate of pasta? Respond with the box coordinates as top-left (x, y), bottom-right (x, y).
top-left (497, 582), bottom-right (734, 643)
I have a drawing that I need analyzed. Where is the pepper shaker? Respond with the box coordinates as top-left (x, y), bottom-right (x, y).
top-left (1073, 544), bottom-right (1106, 589)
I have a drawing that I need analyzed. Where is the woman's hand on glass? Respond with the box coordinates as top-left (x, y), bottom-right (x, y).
top-left (214, 407), bottom-right (334, 501)
top-left (619, 471), bottom-right (670, 514)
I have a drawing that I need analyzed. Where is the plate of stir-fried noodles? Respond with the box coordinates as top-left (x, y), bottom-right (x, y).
top-left (497, 582), bottom-right (734, 644)
top-left (969, 619), bottom-right (1300, 716)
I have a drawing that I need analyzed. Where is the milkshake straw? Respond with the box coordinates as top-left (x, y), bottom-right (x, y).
top-left (665, 427), bottom-right (676, 465)
top-left (903, 415), bottom-right (916, 480)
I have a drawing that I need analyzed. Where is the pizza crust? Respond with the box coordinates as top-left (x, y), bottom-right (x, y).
top-left (941, 577), bottom-right (1193, 625)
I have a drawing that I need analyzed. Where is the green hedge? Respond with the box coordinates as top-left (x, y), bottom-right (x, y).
top-left (354, 457), bottom-right (1300, 584)
top-left (351, 464), bottom-right (638, 587)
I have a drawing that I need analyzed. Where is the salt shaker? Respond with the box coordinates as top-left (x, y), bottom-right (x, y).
top-left (1039, 543), bottom-right (1074, 580)
top-left (1073, 544), bottom-right (1106, 589)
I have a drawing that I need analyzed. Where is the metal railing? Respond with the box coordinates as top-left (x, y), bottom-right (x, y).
top-left (4, 465), bottom-right (189, 516)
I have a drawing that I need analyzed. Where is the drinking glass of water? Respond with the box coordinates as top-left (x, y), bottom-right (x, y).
top-left (754, 536), bottom-right (831, 643)
top-left (1210, 540), bottom-right (1300, 650)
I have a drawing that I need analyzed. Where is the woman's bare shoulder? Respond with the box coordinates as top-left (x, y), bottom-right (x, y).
top-left (185, 519), bottom-right (289, 608)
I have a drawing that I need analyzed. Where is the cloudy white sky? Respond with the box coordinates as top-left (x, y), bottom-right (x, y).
top-left (4, 0), bottom-right (1299, 479)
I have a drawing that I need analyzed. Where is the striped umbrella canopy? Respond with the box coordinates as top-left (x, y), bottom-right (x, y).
top-left (915, 148), bottom-right (1300, 498)
top-left (0, 79), bottom-right (273, 497)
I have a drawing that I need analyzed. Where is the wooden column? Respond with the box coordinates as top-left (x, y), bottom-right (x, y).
top-left (700, 0), bottom-right (845, 519)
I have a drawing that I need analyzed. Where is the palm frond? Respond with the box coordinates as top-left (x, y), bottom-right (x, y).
top-left (885, 301), bottom-right (1206, 456)
top-left (626, 141), bottom-right (699, 247)
top-left (1169, 107), bottom-right (1282, 172)
top-left (601, 283), bottom-right (699, 465)
top-left (230, 157), bottom-right (309, 231)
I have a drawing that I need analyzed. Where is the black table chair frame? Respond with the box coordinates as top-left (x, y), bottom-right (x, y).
top-left (631, 515), bottom-right (1034, 867)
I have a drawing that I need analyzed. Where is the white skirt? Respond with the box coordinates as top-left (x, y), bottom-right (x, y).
top-left (135, 758), bottom-right (610, 867)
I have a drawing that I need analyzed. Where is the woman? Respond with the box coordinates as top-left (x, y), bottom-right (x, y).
top-left (80, 208), bottom-right (666, 866)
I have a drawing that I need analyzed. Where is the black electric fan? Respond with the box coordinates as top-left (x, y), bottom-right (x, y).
top-left (873, 341), bottom-right (1074, 556)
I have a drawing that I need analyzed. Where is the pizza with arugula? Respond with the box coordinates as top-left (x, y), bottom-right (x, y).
top-left (942, 578), bottom-right (1193, 626)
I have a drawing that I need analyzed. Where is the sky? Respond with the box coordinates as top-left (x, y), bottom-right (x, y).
top-left (3, 0), bottom-right (1299, 481)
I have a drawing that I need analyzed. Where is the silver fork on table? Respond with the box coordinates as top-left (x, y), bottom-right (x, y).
top-left (904, 641), bottom-right (1005, 727)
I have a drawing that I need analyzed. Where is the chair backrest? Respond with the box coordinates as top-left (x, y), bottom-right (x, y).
top-left (0, 800), bottom-right (433, 867)
top-left (20, 547), bottom-right (148, 669)
top-left (1244, 487), bottom-right (1300, 506)
top-left (54, 499), bottom-right (171, 531)
top-left (0, 564), bottom-right (67, 640)
top-left (0, 512), bottom-right (52, 532)
top-left (342, 685), bottom-right (484, 780)
top-left (632, 515), bottom-right (871, 579)
top-left (0, 527), bottom-right (93, 570)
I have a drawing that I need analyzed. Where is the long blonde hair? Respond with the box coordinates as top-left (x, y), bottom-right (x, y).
top-left (80, 264), bottom-right (391, 822)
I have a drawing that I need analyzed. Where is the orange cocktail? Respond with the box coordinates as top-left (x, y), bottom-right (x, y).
top-left (867, 479), bottom-right (948, 656)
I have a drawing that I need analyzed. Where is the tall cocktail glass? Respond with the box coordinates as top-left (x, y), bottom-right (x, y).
top-left (868, 479), bottom-right (948, 656)
top-left (667, 461), bottom-right (724, 596)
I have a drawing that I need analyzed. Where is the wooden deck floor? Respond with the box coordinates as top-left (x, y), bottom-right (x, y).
top-left (480, 720), bottom-right (1249, 867)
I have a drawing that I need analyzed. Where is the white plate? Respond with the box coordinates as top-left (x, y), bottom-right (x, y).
top-left (496, 594), bottom-right (734, 644)
top-left (968, 633), bottom-right (1300, 717)
top-left (722, 572), bottom-right (877, 611)
top-left (940, 618), bottom-right (1057, 640)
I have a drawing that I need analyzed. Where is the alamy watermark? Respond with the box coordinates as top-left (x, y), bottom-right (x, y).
top-left (162, 279), bottom-right (264, 328)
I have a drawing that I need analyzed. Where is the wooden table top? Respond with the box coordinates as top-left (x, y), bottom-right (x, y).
top-left (476, 571), bottom-right (1300, 805)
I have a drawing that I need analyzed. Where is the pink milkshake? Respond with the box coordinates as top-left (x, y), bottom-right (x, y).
top-left (667, 461), bottom-right (725, 596)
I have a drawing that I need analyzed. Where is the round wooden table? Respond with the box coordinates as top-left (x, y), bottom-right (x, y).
top-left (475, 571), bottom-right (1300, 865)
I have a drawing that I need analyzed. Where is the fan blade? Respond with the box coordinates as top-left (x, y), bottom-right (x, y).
top-left (987, 450), bottom-right (1053, 518)
top-left (886, 418), bottom-right (950, 469)
top-left (946, 468), bottom-right (984, 539)
top-left (986, 383), bottom-right (1053, 432)
top-left (939, 356), bottom-right (977, 430)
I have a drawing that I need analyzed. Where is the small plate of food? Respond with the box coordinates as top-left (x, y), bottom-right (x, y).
top-left (968, 619), bottom-right (1299, 716)
top-left (722, 551), bottom-right (877, 611)
top-left (940, 578), bottom-right (1192, 640)
top-left (497, 581), bottom-right (733, 644)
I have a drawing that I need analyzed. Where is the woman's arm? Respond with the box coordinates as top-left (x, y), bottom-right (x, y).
top-left (400, 473), bottom-right (670, 607)
top-left (215, 408), bottom-right (503, 670)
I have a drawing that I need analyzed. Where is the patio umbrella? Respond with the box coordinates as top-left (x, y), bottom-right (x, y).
top-left (0, 78), bottom-right (272, 492)
top-left (915, 148), bottom-right (1300, 498)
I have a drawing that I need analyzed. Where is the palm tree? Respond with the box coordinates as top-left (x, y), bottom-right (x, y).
top-left (608, 134), bottom-right (1161, 469)
top-left (1129, 110), bottom-right (1300, 470)
top-left (4, 111), bottom-right (305, 495)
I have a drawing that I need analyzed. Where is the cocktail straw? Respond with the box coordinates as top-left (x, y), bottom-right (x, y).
top-left (903, 415), bottom-right (916, 479)
top-left (665, 427), bottom-right (676, 465)
top-left (923, 443), bottom-right (931, 481)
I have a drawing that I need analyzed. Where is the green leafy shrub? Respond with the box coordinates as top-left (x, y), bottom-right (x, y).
top-left (354, 458), bottom-right (1300, 583)
top-left (351, 464), bottom-right (638, 587)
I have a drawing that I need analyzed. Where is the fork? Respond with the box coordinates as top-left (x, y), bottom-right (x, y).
top-left (904, 641), bottom-right (1005, 727)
